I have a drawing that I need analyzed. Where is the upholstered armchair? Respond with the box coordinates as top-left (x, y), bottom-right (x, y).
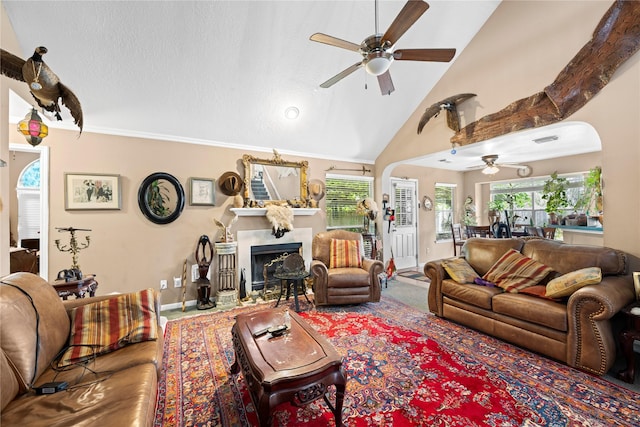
top-left (311, 230), bottom-right (384, 306)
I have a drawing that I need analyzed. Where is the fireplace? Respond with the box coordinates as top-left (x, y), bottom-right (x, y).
top-left (237, 228), bottom-right (313, 298)
top-left (250, 242), bottom-right (302, 291)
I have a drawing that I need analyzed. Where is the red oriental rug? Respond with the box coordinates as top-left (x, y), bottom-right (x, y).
top-left (154, 297), bottom-right (639, 426)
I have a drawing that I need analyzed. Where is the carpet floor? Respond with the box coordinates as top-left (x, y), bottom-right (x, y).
top-left (155, 294), bottom-right (639, 426)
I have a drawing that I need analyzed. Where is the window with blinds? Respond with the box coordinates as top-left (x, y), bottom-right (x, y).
top-left (435, 183), bottom-right (455, 241)
top-left (17, 160), bottom-right (41, 242)
top-left (325, 174), bottom-right (373, 229)
top-left (394, 185), bottom-right (414, 227)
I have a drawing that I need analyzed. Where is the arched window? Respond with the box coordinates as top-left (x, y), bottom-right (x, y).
top-left (17, 159), bottom-right (41, 244)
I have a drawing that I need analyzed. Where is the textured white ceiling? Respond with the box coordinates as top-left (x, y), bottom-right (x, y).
top-left (3, 0), bottom-right (501, 163)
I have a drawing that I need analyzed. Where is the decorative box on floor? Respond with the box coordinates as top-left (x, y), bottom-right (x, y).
top-left (215, 242), bottom-right (238, 310)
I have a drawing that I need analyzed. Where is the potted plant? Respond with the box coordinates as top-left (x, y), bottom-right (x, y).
top-left (584, 166), bottom-right (603, 215)
top-left (542, 172), bottom-right (569, 224)
top-left (487, 199), bottom-right (507, 225)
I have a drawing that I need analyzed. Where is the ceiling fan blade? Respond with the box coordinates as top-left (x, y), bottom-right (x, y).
top-left (377, 70), bottom-right (395, 95)
top-left (319, 62), bottom-right (363, 88)
top-left (382, 0), bottom-right (429, 46)
top-left (310, 33), bottom-right (361, 52)
top-left (497, 164), bottom-right (525, 169)
top-left (393, 48), bottom-right (456, 62)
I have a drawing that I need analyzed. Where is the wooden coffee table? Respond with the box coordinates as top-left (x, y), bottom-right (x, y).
top-left (230, 309), bottom-right (346, 426)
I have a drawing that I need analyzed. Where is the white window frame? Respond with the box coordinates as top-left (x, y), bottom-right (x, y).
top-left (435, 182), bottom-right (456, 241)
top-left (325, 173), bottom-right (374, 230)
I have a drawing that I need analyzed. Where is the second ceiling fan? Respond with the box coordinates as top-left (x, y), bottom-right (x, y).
top-left (310, 0), bottom-right (456, 95)
top-left (470, 155), bottom-right (533, 177)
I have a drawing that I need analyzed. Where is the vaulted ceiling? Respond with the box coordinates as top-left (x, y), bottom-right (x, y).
top-left (3, 0), bottom-right (501, 163)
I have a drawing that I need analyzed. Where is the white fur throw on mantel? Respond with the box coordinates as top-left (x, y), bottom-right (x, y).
top-left (265, 205), bottom-right (294, 238)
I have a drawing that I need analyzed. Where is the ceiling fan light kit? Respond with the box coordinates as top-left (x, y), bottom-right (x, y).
top-left (482, 165), bottom-right (500, 175)
top-left (364, 50), bottom-right (393, 76)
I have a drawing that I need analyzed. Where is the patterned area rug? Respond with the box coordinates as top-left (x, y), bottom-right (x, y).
top-left (154, 297), bottom-right (639, 426)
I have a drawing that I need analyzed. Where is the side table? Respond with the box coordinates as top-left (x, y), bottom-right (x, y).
top-left (616, 301), bottom-right (640, 384)
top-left (53, 275), bottom-right (98, 300)
top-left (274, 270), bottom-right (311, 313)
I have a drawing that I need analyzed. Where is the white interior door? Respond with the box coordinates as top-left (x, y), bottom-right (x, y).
top-left (391, 179), bottom-right (417, 270)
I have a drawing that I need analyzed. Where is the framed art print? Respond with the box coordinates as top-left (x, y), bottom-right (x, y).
top-left (65, 173), bottom-right (121, 210)
top-left (189, 177), bottom-right (216, 206)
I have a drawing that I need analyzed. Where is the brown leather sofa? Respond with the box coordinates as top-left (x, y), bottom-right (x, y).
top-left (1, 272), bottom-right (163, 426)
top-left (425, 238), bottom-right (634, 375)
top-left (311, 230), bottom-right (384, 305)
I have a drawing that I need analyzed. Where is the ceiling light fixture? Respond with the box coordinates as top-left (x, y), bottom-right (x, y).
top-left (17, 108), bottom-right (48, 146)
top-left (284, 106), bottom-right (299, 120)
top-left (482, 165), bottom-right (500, 175)
top-left (364, 51), bottom-right (393, 76)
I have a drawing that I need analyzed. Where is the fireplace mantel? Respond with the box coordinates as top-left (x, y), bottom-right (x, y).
top-left (230, 208), bottom-right (319, 217)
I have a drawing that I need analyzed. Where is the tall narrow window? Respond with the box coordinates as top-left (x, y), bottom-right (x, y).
top-left (17, 159), bottom-right (41, 243)
top-left (435, 183), bottom-right (456, 241)
top-left (325, 174), bottom-right (373, 229)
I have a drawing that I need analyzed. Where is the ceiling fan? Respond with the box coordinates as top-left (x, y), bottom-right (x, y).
top-left (310, 0), bottom-right (456, 95)
top-left (470, 155), bottom-right (533, 177)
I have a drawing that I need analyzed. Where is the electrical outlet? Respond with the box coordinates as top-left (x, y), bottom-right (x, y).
top-left (173, 277), bottom-right (181, 288)
top-left (160, 280), bottom-right (168, 290)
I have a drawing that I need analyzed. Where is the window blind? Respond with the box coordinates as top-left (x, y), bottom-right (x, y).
top-left (325, 174), bottom-right (373, 229)
top-left (17, 189), bottom-right (41, 241)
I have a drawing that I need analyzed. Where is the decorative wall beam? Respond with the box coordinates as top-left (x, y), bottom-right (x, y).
top-left (451, 0), bottom-right (640, 146)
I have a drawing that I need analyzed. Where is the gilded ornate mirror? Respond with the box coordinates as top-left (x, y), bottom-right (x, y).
top-left (242, 151), bottom-right (308, 207)
top-left (137, 172), bottom-right (185, 224)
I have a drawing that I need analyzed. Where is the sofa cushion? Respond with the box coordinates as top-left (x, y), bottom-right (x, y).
top-left (441, 258), bottom-right (479, 284)
top-left (1, 363), bottom-right (158, 427)
top-left (521, 239), bottom-right (626, 276)
top-left (492, 293), bottom-right (568, 332)
top-left (545, 267), bottom-right (602, 299)
top-left (59, 289), bottom-right (158, 367)
top-left (327, 268), bottom-right (369, 287)
top-left (329, 239), bottom-right (362, 269)
top-left (442, 279), bottom-right (503, 310)
top-left (483, 249), bottom-right (553, 293)
top-left (462, 238), bottom-right (525, 276)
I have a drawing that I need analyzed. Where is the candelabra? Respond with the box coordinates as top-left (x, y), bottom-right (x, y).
top-left (55, 227), bottom-right (91, 270)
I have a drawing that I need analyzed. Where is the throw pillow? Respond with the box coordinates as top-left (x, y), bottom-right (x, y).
top-left (329, 239), bottom-right (362, 269)
top-left (441, 258), bottom-right (479, 284)
top-left (545, 267), bottom-right (602, 298)
top-left (58, 289), bottom-right (158, 367)
top-left (483, 248), bottom-right (553, 293)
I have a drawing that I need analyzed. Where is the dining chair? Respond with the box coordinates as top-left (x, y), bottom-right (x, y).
top-left (542, 227), bottom-right (556, 239)
top-left (451, 223), bottom-right (466, 256)
top-left (466, 225), bottom-right (492, 238)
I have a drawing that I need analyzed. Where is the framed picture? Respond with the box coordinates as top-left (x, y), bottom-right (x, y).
top-left (65, 173), bottom-right (121, 210)
top-left (189, 177), bottom-right (216, 206)
top-left (633, 272), bottom-right (640, 301)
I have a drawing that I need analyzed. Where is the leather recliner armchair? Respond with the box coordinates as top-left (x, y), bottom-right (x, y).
top-left (311, 230), bottom-right (384, 305)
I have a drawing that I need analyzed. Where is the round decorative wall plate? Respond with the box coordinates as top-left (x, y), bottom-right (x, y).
top-left (423, 196), bottom-right (433, 211)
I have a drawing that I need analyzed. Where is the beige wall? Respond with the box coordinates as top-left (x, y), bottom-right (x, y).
top-left (376, 1), bottom-right (640, 270)
top-left (3, 1), bottom-right (639, 302)
top-left (4, 130), bottom-right (372, 304)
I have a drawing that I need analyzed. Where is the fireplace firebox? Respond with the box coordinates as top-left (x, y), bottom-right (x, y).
top-left (250, 242), bottom-right (302, 292)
